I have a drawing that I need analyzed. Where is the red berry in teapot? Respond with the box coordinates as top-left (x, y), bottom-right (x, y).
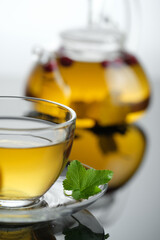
top-left (60, 57), bottom-right (73, 67)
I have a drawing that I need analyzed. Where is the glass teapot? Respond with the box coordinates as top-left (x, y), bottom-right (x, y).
top-left (25, 0), bottom-right (151, 128)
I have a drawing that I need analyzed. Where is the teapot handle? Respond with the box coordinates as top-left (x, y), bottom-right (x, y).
top-left (87, 0), bottom-right (142, 52)
top-left (32, 46), bottom-right (55, 64)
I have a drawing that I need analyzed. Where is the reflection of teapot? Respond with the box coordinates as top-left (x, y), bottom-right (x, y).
top-left (25, 0), bottom-right (150, 128)
top-left (70, 124), bottom-right (146, 190)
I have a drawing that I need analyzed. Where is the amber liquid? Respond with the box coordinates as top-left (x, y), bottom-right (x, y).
top-left (0, 133), bottom-right (70, 200)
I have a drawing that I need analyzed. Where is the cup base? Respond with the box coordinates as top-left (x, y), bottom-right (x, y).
top-left (0, 198), bottom-right (47, 210)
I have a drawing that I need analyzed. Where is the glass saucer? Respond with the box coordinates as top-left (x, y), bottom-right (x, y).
top-left (0, 176), bottom-right (107, 224)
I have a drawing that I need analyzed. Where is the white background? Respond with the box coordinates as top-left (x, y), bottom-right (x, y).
top-left (0, 0), bottom-right (159, 95)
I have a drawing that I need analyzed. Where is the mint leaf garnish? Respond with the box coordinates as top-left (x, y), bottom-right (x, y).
top-left (63, 160), bottom-right (113, 200)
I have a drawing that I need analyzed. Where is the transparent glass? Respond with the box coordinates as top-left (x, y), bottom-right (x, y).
top-left (0, 96), bottom-right (76, 209)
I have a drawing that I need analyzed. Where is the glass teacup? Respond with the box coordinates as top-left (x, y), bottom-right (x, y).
top-left (0, 96), bottom-right (76, 209)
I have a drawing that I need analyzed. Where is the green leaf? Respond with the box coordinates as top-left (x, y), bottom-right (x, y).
top-left (63, 160), bottom-right (113, 200)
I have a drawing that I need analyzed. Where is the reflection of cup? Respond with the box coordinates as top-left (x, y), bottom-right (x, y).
top-left (0, 223), bottom-right (57, 240)
top-left (0, 209), bottom-right (106, 240)
top-left (70, 124), bottom-right (146, 190)
top-left (0, 96), bottom-right (76, 209)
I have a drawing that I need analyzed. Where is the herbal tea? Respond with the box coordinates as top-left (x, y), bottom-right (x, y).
top-left (0, 97), bottom-right (76, 209)
top-left (0, 120), bottom-right (71, 200)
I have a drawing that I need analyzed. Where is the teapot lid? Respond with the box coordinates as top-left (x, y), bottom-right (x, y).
top-left (60, 26), bottom-right (125, 61)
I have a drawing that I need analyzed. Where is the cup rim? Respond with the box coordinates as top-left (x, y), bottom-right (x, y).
top-left (0, 96), bottom-right (76, 130)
